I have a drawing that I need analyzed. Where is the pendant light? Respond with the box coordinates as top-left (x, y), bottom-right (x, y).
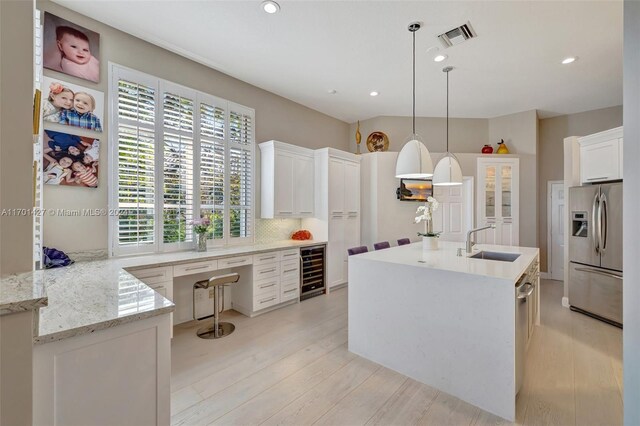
top-left (432, 66), bottom-right (463, 186)
top-left (395, 22), bottom-right (433, 179)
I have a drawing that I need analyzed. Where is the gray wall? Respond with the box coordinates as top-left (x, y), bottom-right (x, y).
top-left (38, 0), bottom-right (350, 253)
top-left (624, 0), bottom-right (640, 423)
top-left (537, 106), bottom-right (622, 272)
top-left (0, 0), bottom-right (35, 277)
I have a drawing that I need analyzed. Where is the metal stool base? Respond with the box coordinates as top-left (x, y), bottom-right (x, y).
top-left (196, 322), bottom-right (235, 339)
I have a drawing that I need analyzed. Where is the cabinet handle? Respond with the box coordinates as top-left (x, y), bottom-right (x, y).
top-left (283, 268), bottom-right (298, 273)
top-left (260, 297), bottom-right (276, 304)
top-left (185, 265), bottom-right (209, 271)
top-left (260, 283), bottom-right (276, 289)
top-left (284, 288), bottom-right (297, 294)
top-left (259, 256), bottom-right (276, 261)
top-left (278, 211), bottom-right (293, 215)
top-left (299, 211), bottom-right (313, 214)
top-left (225, 259), bottom-right (246, 265)
top-left (587, 177), bottom-right (609, 181)
top-left (140, 273), bottom-right (164, 279)
top-left (260, 268), bottom-right (276, 274)
top-left (575, 267), bottom-right (622, 280)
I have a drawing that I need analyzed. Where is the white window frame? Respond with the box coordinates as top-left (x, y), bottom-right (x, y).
top-left (108, 63), bottom-right (255, 257)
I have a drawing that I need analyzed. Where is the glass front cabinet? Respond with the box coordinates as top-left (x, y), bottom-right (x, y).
top-left (476, 157), bottom-right (520, 246)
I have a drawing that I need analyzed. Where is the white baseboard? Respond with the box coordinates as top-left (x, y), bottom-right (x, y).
top-left (562, 297), bottom-right (570, 308)
top-left (540, 272), bottom-right (551, 280)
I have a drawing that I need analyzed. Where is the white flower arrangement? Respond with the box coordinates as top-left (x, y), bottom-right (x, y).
top-left (415, 196), bottom-right (441, 237)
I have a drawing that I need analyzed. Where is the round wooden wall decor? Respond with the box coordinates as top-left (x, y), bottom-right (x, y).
top-left (366, 131), bottom-right (389, 152)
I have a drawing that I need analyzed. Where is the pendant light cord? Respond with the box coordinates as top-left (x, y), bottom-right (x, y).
top-left (412, 29), bottom-right (416, 135)
top-left (446, 69), bottom-right (449, 152)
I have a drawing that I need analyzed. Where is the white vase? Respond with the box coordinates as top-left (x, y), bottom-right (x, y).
top-left (422, 236), bottom-right (439, 251)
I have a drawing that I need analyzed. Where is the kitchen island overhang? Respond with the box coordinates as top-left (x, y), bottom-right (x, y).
top-left (348, 241), bottom-right (539, 421)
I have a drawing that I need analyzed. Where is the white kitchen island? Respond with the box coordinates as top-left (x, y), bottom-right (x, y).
top-left (348, 241), bottom-right (539, 421)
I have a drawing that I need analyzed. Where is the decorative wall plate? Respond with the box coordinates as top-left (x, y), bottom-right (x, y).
top-left (366, 131), bottom-right (389, 152)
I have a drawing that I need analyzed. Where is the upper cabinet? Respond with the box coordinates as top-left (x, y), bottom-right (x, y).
top-left (579, 126), bottom-right (623, 184)
top-left (259, 141), bottom-right (315, 218)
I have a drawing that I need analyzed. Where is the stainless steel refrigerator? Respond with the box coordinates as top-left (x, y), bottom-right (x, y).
top-left (568, 182), bottom-right (622, 326)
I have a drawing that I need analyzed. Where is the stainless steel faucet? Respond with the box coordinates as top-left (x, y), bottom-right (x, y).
top-left (466, 224), bottom-right (496, 253)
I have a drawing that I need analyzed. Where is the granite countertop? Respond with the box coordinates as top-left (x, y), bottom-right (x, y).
top-left (351, 241), bottom-right (539, 282)
top-left (0, 239), bottom-right (323, 344)
top-left (0, 275), bottom-right (48, 315)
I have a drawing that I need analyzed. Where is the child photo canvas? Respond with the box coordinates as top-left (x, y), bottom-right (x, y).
top-left (43, 130), bottom-right (100, 188)
top-left (43, 12), bottom-right (100, 83)
top-left (42, 76), bottom-right (104, 132)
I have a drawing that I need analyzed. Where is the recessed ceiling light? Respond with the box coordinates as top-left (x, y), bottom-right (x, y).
top-left (370, 91), bottom-right (379, 97)
top-left (328, 89), bottom-right (337, 95)
top-left (261, 1), bottom-right (280, 14)
top-left (434, 54), bottom-right (448, 62)
top-left (562, 56), bottom-right (577, 65)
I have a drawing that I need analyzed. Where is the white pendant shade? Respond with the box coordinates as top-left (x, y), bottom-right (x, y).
top-left (395, 138), bottom-right (434, 179)
top-left (432, 153), bottom-right (463, 186)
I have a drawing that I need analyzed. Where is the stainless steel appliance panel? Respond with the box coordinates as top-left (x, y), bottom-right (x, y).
top-left (600, 182), bottom-right (623, 271)
top-left (569, 185), bottom-right (600, 267)
top-left (569, 262), bottom-right (623, 325)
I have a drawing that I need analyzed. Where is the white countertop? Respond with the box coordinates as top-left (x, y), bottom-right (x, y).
top-left (351, 241), bottom-right (539, 282)
top-left (0, 240), bottom-right (324, 344)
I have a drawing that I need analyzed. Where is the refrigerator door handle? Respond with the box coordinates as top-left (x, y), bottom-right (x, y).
top-left (600, 193), bottom-right (608, 253)
top-left (592, 192), bottom-right (600, 254)
top-left (575, 267), bottom-right (622, 280)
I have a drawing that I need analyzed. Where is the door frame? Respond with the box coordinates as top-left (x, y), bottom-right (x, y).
top-left (547, 180), bottom-right (564, 280)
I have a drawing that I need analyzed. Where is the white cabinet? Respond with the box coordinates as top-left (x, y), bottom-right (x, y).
top-left (127, 265), bottom-right (174, 336)
top-left (259, 140), bottom-right (315, 218)
top-left (477, 157), bottom-right (520, 246)
top-left (579, 127), bottom-right (623, 184)
top-left (302, 149), bottom-right (360, 290)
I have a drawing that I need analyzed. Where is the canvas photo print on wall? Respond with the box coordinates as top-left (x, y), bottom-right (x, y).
top-left (43, 130), bottom-right (99, 188)
top-left (43, 12), bottom-right (100, 83)
top-left (42, 76), bottom-right (104, 132)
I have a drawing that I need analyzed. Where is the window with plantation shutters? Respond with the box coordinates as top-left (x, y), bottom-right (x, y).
top-left (109, 65), bottom-right (254, 255)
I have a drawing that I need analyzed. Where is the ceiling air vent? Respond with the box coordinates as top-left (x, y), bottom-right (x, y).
top-left (438, 22), bottom-right (477, 48)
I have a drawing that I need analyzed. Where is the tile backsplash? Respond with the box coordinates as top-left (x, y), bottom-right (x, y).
top-left (255, 218), bottom-right (302, 242)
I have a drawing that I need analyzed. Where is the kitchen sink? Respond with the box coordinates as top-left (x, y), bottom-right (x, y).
top-left (469, 251), bottom-right (521, 262)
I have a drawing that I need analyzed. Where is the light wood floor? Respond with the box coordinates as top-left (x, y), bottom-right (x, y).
top-left (171, 280), bottom-right (622, 426)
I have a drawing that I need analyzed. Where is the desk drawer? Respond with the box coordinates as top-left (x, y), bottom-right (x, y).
top-left (218, 255), bottom-right (252, 269)
top-left (253, 251), bottom-right (281, 265)
top-left (253, 262), bottom-right (280, 280)
top-left (253, 290), bottom-right (279, 311)
top-left (173, 260), bottom-right (219, 277)
top-left (254, 277), bottom-right (279, 297)
top-left (128, 266), bottom-right (173, 284)
top-left (281, 279), bottom-right (299, 302)
top-left (281, 260), bottom-right (300, 282)
top-left (280, 249), bottom-right (300, 262)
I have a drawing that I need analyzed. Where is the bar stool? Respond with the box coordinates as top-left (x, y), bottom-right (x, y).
top-left (397, 238), bottom-right (411, 246)
top-left (193, 272), bottom-right (240, 339)
top-left (347, 246), bottom-right (368, 256)
top-left (374, 241), bottom-right (391, 250)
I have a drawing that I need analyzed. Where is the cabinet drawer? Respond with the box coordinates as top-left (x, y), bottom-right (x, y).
top-left (253, 251), bottom-right (281, 265)
top-left (281, 260), bottom-right (300, 281)
top-left (149, 283), bottom-right (168, 298)
top-left (281, 284), bottom-right (299, 302)
top-left (253, 262), bottom-right (280, 280)
top-left (280, 248), bottom-right (300, 262)
top-left (173, 260), bottom-right (219, 277)
top-left (218, 255), bottom-right (252, 269)
top-left (253, 291), bottom-right (279, 311)
top-left (254, 277), bottom-right (279, 297)
top-left (128, 266), bottom-right (173, 284)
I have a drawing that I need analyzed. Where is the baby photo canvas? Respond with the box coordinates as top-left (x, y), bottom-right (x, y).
top-left (43, 12), bottom-right (100, 83)
top-left (42, 76), bottom-right (104, 132)
top-left (43, 130), bottom-right (100, 188)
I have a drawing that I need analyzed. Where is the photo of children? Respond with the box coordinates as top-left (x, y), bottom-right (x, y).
top-left (42, 77), bottom-right (104, 132)
top-left (43, 130), bottom-right (99, 188)
top-left (43, 12), bottom-right (100, 83)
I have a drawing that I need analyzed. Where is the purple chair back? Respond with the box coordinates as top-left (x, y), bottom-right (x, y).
top-left (347, 246), bottom-right (368, 256)
top-left (374, 241), bottom-right (391, 251)
top-left (397, 238), bottom-right (411, 246)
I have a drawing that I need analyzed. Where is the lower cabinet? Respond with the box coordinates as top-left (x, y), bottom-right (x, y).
top-left (127, 266), bottom-right (174, 337)
top-left (232, 248), bottom-right (300, 317)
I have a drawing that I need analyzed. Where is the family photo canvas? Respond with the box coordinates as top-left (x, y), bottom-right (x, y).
top-left (43, 130), bottom-right (100, 188)
top-left (43, 12), bottom-right (100, 83)
top-left (42, 76), bottom-right (104, 132)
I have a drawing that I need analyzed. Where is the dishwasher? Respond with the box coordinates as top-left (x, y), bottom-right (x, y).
top-left (515, 267), bottom-right (536, 394)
